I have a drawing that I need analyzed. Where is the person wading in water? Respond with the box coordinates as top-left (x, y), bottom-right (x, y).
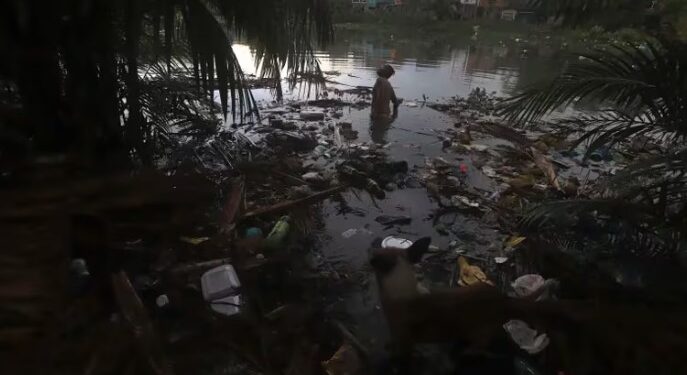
top-left (371, 64), bottom-right (401, 121)
top-left (370, 64), bottom-right (401, 143)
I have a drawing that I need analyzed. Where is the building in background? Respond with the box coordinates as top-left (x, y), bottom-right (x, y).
top-left (352, 0), bottom-right (402, 9)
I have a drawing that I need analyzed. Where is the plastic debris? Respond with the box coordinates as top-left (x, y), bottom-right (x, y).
top-left (457, 256), bottom-right (493, 286)
top-left (201, 265), bottom-right (242, 317)
top-left (381, 236), bottom-right (413, 249)
top-left (503, 320), bottom-right (550, 354)
top-left (342, 228), bottom-right (358, 238)
top-left (156, 294), bottom-right (170, 308)
top-left (180, 236), bottom-right (210, 245)
top-left (494, 256), bottom-right (509, 264)
top-left (451, 195), bottom-right (480, 208)
top-left (245, 227), bottom-right (263, 238)
top-left (482, 166), bottom-right (498, 178)
top-left (512, 274), bottom-right (559, 300)
top-left (265, 216), bottom-right (290, 250)
top-left (201, 265), bottom-right (241, 300)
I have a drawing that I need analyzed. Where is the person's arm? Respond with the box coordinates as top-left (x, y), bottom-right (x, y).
top-left (389, 84), bottom-right (400, 116)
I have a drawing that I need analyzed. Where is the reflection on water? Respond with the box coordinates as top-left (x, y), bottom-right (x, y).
top-left (236, 29), bottom-right (565, 102)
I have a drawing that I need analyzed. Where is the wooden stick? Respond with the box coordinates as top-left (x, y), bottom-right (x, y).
top-left (240, 186), bottom-right (346, 220)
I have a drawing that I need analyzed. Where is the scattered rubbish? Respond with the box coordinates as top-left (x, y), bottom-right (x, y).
top-left (459, 163), bottom-right (469, 174)
top-left (201, 265), bottom-right (241, 300)
top-left (265, 216), bottom-right (290, 250)
top-left (494, 256), bottom-right (509, 264)
top-left (467, 144), bottom-right (489, 152)
top-left (321, 343), bottom-right (362, 375)
top-left (405, 101), bottom-right (418, 107)
top-left (375, 215), bottom-right (412, 226)
top-left (482, 166), bottom-right (498, 178)
top-left (245, 227), bottom-right (263, 238)
top-left (302, 171), bottom-right (328, 186)
top-left (201, 265), bottom-right (242, 317)
top-left (512, 274), bottom-right (559, 300)
top-left (503, 320), bottom-right (550, 354)
top-left (513, 357), bottom-right (544, 375)
top-left (589, 145), bottom-right (613, 162)
top-left (451, 195), bottom-right (480, 208)
top-left (381, 236), bottom-right (413, 249)
top-left (180, 236), bottom-right (210, 245)
top-left (457, 256), bottom-right (493, 286)
top-left (505, 236), bottom-right (527, 249)
top-left (342, 228), bottom-right (358, 238)
top-left (156, 294), bottom-right (170, 308)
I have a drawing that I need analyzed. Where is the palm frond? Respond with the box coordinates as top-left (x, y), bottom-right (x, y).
top-left (500, 38), bottom-right (687, 134)
top-left (521, 199), bottom-right (682, 255)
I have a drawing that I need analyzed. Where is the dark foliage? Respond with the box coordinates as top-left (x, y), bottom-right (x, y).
top-left (501, 35), bottom-right (687, 254)
top-left (0, 0), bottom-right (333, 165)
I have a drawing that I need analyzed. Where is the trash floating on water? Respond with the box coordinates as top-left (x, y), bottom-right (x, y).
top-left (482, 166), bottom-right (498, 178)
top-left (457, 256), bottom-right (493, 286)
top-left (512, 274), bottom-right (559, 301)
top-left (451, 195), bottom-right (480, 208)
top-left (503, 320), bottom-right (550, 354)
top-left (381, 236), bottom-right (413, 249)
top-left (342, 228), bottom-right (358, 238)
top-left (201, 265), bottom-right (242, 317)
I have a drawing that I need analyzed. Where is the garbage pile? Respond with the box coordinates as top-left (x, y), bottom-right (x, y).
top-left (41, 94), bottom-right (413, 374)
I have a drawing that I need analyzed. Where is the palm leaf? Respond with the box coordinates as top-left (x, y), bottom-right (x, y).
top-left (500, 37), bottom-right (687, 134)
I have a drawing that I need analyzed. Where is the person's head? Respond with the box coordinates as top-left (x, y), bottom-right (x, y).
top-left (377, 64), bottom-right (395, 79)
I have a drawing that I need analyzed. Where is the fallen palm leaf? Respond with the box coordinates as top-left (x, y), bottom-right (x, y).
top-left (531, 148), bottom-right (562, 191)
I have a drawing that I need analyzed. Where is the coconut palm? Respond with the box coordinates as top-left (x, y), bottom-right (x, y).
top-left (501, 35), bottom-right (687, 254)
top-left (0, 0), bottom-right (333, 165)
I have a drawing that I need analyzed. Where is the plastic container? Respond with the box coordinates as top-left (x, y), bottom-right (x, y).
top-left (265, 216), bottom-right (290, 250)
top-left (245, 227), bottom-right (263, 239)
top-left (381, 236), bottom-right (413, 249)
top-left (210, 294), bottom-right (241, 316)
top-left (201, 265), bottom-right (241, 301)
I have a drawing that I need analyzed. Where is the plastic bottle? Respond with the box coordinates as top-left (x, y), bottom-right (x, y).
top-left (265, 216), bottom-right (290, 250)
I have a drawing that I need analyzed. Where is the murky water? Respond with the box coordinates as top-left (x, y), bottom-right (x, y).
top-left (234, 29), bottom-right (567, 363)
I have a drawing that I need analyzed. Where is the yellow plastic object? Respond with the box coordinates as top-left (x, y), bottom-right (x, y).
top-left (457, 256), bottom-right (493, 286)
